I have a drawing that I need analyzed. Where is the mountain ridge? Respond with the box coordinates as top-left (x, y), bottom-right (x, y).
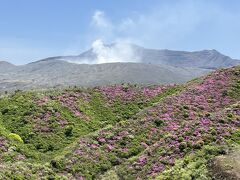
top-left (31, 44), bottom-right (239, 69)
top-left (3, 45), bottom-right (239, 68)
top-left (0, 45), bottom-right (239, 92)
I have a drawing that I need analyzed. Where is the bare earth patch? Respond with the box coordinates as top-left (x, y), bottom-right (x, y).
top-left (210, 147), bottom-right (240, 180)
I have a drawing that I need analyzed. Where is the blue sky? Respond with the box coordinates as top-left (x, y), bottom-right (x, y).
top-left (0, 0), bottom-right (240, 64)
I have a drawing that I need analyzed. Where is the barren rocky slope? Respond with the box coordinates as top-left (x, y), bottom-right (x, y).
top-left (0, 60), bottom-right (211, 92)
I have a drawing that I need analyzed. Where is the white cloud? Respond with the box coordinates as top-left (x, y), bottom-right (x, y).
top-left (91, 10), bottom-right (112, 28)
top-left (89, 3), bottom-right (204, 49)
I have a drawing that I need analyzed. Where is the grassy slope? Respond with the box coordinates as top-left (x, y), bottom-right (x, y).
top-left (0, 66), bottom-right (239, 179)
top-left (0, 84), bottom-right (180, 179)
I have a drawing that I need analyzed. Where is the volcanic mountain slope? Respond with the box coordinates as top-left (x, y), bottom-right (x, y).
top-left (134, 47), bottom-right (240, 69)
top-left (0, 66), bottom-right (239, 179)
top-left (1, 45), bottom-right (239, 92)
top-left (47, 43), bottom-right (240, 69)
top-left (0, 61), bottom-right (16, 72)
top-left (0, 60), bottom-right (211, 92)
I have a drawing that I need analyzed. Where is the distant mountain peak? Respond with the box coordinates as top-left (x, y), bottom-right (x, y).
top-left (0, 61), bottom-right (16, 73)
top-left (0, 61), bottom-right (15, 67)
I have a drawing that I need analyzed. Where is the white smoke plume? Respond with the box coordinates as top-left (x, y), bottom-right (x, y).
top-left (66, 10), bottom-right (141, 64)
top-left (67, 39), bottom-right (140, 64)
top-left (91, 39), bottom-right (139, 64)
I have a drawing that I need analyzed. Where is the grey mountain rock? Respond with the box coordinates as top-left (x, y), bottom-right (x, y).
top-left (0, 60), bottom-right (211, 92)
top-left (0, 61), bottom-right (16, 73)
top-left (61, 44), bottom-right (238, 69)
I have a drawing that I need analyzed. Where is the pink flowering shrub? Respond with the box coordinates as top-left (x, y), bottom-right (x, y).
top-left (52, 66), bottom-right (240, 179)
top-left (97, 84), bottom-right (174, 103)
top-left (0, 137), bottom-right (8, 153)
top-left (0, 66), bottom-right (239, 179)
top-left (52, 91), bottom-right (90, 119)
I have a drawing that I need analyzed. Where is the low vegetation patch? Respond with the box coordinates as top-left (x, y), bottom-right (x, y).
top-left (0, 66), bottom-right (239, 179)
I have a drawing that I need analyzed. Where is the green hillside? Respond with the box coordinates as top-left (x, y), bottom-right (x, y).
top-left (0, 66), bottom-right (239, 179)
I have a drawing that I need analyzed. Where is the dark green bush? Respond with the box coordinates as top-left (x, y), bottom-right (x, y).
top-left (64, 125), bottom-right (73, 137)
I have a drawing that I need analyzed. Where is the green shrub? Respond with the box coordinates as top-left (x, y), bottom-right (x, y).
top-left (156, 145), bottom-right (218, 180)
top-left (179, 142), bottom-right (187, 151)
top-left (154, 119), bottom-right (164, 127)
top-left (1, 108), bottom-right (9, 115)
top-left (8, 133), bottom-right (24, 143)
top-left (64, 125), bottom-right (73, 137)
